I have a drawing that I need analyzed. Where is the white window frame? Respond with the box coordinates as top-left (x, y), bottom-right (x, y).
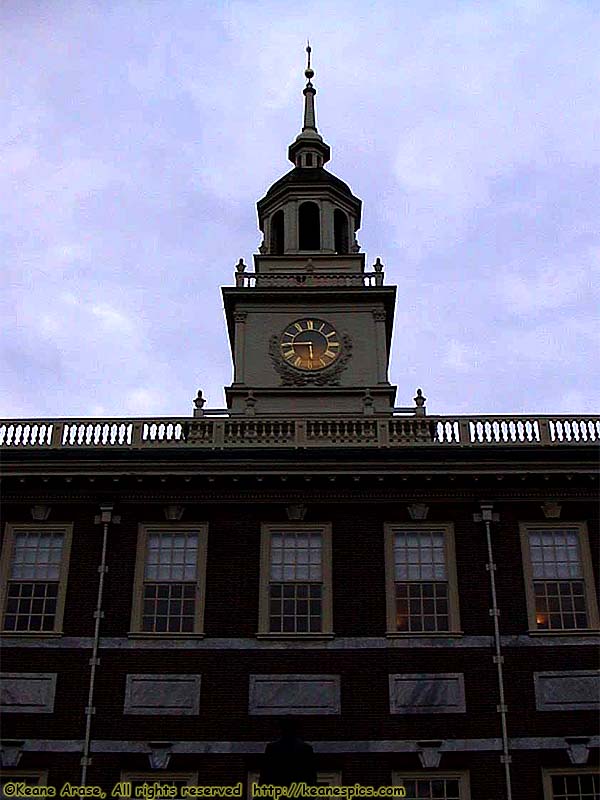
top-left (520, 522), bottom-right (599, 633)
top-left (248, 770), bottom-right (341, 797)
top-left (384, 523), bottom-right (461, 635)
top-left (0, 523), bottom-right (73, 635)
top-left (130, 524), bottom-right (208, 636)
top-left (258, 523), bottom-right (333, 637)
top-left (542, 767), bottom-right (600, 800)
top-left (119, 773), bottom-right (198, 791)
top-left (392, 771), bottom-right (470, 799)
top-left (1, 772), bottom-right (48, 797)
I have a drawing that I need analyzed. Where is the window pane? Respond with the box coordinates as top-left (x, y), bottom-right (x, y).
top-left (10, 531), bottom-right (64, 580)
top-left (269, 582), bottom-right (322, 633)
top-left (269, 531), bottom-right (322, 582)
top-left (142, 582), bottom-right (197, 633)
top-left (394, 530), bottom-right (447, 581)
top-left (144, 532), bottom-right (198, 582)
top-left (395, 582), bottom-right (450, 632)
top-left (528, 529), bottom-right (582, 579)
top-left (395, 777), bottom-right (462, 799)
top-left (3, 581), bottom-right (60, 632)
top-left (550, 772), bottom-right (600, 799)
top-left (533, 580), bottom-right (588, 630)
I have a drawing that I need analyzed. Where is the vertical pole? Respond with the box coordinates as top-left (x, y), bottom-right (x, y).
top-left (479, 504), bottom-right (513, 800)
top-left (80, 505), bottom-right (117, 792)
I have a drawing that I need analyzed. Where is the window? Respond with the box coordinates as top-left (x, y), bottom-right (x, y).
top-left (119, 774), bottom-right (198, 795)
top-left (520, 523), bottom-right (599, 632)
top-left (131, 525), bottom-right (208, 634)
top-left (385, 524), bottom-right (460, 634)
top-left (305, 153), bottom-right (313, 166)
top-left (248, 771), bottom-right (340, 797)
top-left (259, 524), bottom-right (332, 635)
top-left (392, 772), bottom-right (470, 799)
top-left (0, 524), bottom-right (72, 633)
top-left (542, 769), bottom-right (600, 800)
top-left (298, 202), bottom-right (321, 250)
top-left (1, 773), bottom-right (48, 799)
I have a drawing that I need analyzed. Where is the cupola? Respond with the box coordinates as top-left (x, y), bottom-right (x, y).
top-left (256, 45), bottom-right (362, 258)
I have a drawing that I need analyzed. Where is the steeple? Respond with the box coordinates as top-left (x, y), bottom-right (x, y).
top-left (222, 48), bottom-right (397, 416)
top-left (288, 43), bottom-right (331, 168)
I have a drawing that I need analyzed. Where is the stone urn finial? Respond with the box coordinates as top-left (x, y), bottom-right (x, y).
top-left (193, 390), bottom-right (206, 417)
top-left (414, 388), bottom-right (426, 416)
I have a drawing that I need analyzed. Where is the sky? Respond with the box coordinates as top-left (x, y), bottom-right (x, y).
top-left (1, 0), bottom-right (599, 418)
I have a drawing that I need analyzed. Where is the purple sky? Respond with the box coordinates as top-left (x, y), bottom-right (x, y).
top-left (2, 0), bottom-right (599, 418)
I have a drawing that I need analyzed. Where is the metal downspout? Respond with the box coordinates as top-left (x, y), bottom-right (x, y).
top-left (80, 504), bottom-right (118, 789)
top-left (477, 503), bottom-right (513, 800)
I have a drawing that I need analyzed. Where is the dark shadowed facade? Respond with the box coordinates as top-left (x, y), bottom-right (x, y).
top-left (1, 51), bottom-right (599, 800)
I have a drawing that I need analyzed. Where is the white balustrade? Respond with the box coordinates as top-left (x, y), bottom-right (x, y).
top-left (0, 415), bottom-right (598, 450)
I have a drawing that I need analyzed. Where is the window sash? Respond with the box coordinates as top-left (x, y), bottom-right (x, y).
top-left (120, 774), bottom-right (197, 791)
top-left (248, 771), bottom-right (340, 797)
top-left (131, 526), bottom-right (207, 635)
top-left (395, 581), bottom-right (449, 632)
top-left (521, 524), bottom-right (599, 632)
top-left (260, 524), bottom-right (332, 635)
top-left (393, 529), bottom-right (447, 582)
top-left (543, 769), bottom-right (600, 800)
top-left (392, 772), bottom-right (469, 799)
top-left (386, 525), bottom-right (459, 635)
top-left (1, 525), bottom-right (72, 634)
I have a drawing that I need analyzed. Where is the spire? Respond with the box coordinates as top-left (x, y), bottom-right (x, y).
top-left (303, 41), bottom-right (317, 131)
top-left (288, 43), bottom-right (331, 167)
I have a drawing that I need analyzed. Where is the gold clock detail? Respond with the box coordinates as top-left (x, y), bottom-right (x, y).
top-left (280, 318), bottom-right (341, 371)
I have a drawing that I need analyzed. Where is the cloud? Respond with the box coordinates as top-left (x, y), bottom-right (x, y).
top-left (443, 340), bottom-right (478, 372)
top-left (496, 249), bottom-right (599, 314)
top-left (1, 0), bottom-right (598, 418)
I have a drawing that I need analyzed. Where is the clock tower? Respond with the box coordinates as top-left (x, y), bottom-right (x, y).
top-left (223, 47), bottom-right (397, 415)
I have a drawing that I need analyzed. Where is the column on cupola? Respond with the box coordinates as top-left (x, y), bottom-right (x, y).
top-left (321, 199), bottom-right (335, 252)
top-left (284, 200), bottom-right (298, 253)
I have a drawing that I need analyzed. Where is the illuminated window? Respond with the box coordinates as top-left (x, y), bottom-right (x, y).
top-left (259, 524), bottom-right (332, 635)
top-left (385, 524), bottom-right (460, 634)
top-left (521, 524), bottom-right (599, 632)
top-left (0, 525), bottom-right (72, 633)
top-left (131, 526), bottom-right (208, 634)
top-left (392, 772), bottom-right (469, 799)
top-left (542, 768), bottom-right (600, 800)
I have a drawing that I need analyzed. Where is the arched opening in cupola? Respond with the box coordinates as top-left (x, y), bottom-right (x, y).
top-left (298, 202), bottom-right (321, 250)
top-left (270, 210), bottom-right (284, 255)
top-left (334, 209), bottom-right (349, 254)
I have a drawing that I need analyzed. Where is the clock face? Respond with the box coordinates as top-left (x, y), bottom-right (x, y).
top-left (280, 318), bottom-right (341, 371)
